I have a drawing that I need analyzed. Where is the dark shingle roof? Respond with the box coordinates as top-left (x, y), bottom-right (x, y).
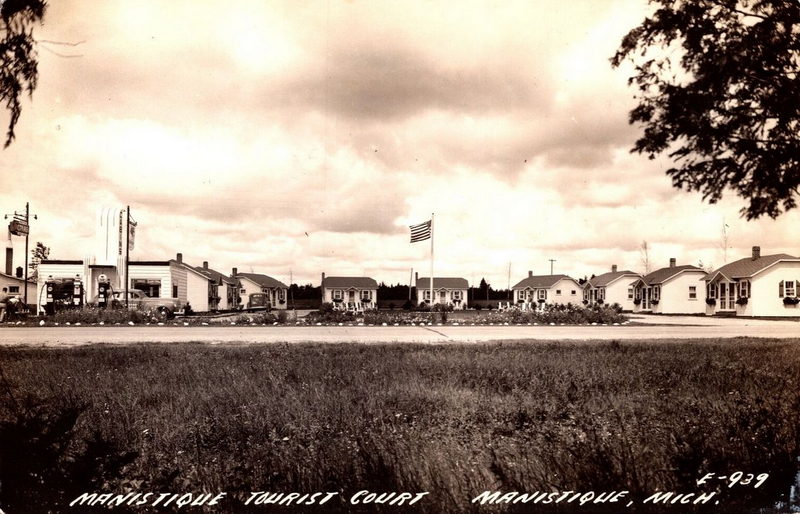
top-left (588, 270), bottom-right (639, 287)
top-left (416, 277), bottom-right (468, 289)
top-left (705, 253), bottom-right (798, 281)
top-left (194, 266), bottom-right (236, 285)
top-left (512, 274), bottom-right (577, 289)
top-left (322, 276), bottom-right (378, 289)
top-left (641, 264), bottom-right (704, 285)
top-left (236, 273), bottom-right (288, 289)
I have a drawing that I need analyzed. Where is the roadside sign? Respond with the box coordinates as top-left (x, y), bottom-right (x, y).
top-left (9, 220), bottom-right (28, 236)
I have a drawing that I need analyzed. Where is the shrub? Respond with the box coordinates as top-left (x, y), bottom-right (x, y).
top-left (474, 304), bottom-right (482, 311)
top-left (305, 307), bottom-right (356, 324)
top-left (706, 298), bottom-right (717, 306)
top-left (50, 307), bottom-right (153, 325)
top-left (736, 297), bottom-right (749, 306)
top-left (783, 297), bottom-right (800, 306)
top-left (633, 298), bottom-right (641, 306)
top-left (319, 302), bottom-right (335, 314)
top-left (401, 300), bottom-right (413, 310)
top-left (235, 312), bottom-right (278, 325)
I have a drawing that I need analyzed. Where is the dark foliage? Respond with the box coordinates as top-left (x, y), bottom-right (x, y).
top-left (1, 0), bottom-right (46, 147)
top-left (0, 390), bottom-right (137, 513)
top-left (612, 0), bottom-right (800, 219)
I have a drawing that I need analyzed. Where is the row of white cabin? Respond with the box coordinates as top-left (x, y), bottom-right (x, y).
top-left (36, 253), bottom-right (289, 315)
top-left (580, 246), bottom-right (800, 317)
top-left (35, 246), bottom-right (800, 317)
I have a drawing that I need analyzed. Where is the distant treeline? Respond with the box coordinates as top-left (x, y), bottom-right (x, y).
top-left (287, 279), bottom-right (515, 308)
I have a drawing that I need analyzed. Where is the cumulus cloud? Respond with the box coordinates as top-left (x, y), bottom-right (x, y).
top-left (0, 0), bottom-right (796, 286)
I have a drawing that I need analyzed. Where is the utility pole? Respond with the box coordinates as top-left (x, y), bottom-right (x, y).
top-left (507, 262), bottom-right (511, 300)
top-left (5, 202), bottom-right (37, 308)
top-left (125, 206), bottom-right (130, 308)
top-left (289, 269), bottom-right (295, 310)
top-left (549, 259), bottom-right (556, 275)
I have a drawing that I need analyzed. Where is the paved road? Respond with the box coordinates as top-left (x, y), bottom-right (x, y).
top-left (0, 315), bottom-right (797, 346)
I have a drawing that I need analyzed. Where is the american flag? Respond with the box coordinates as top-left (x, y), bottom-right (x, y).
top-left (409, 220), bottom-right (432, 243)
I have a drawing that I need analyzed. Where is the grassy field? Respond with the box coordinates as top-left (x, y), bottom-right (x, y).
top-left (1, 339), bottom-right (799, 513)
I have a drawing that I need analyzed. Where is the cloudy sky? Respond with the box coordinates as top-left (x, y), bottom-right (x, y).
top-left (1, 0), bottom-right (798, 287)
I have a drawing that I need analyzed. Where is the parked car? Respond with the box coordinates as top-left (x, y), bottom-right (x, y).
top-left (90, 289), bottom-right (183, 319)
top-left (246, 293), bottom-right (271, 310)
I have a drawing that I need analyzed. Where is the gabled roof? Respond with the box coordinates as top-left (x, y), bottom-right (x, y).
top-left (704, 253), bottom-right (799, 281)
top-left (236, 273), bottom-right (288, 289)
top-left (588, 270), bottom-right (640, 287)
top-left (0, 272), bottom-right (34, 283)
top-left (512, 274), bottom-right (577, 290)
top-left (194, 266), bottom-right (236, 285)
top-left (322, 276), bottom-right (378, 289)
top-left (416, 277), bottom-right (468, 289)
top-left (641, 264), bottom-right (705, 285)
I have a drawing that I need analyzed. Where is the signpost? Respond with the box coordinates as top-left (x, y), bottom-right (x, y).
top-left (4, 202), bottom-right (36, 308)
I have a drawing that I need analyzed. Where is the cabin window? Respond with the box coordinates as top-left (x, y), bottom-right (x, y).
top-left (537, 290), bottom-right (547, 300)
top-left (689, 286), bottom-right (697, 299)
top-left (173, 285), bottom-right (178, 298)
top-left (738, 280), bottom-right (750, 298)
top-left (582, 289), bottom-right (588, 301)
top-left (707, 283), bottom-right (716, 299)
top-left (653, 285), bottom-right (661, 300)
top-left (8, 286), bottom-right (19, 293)
top-left (132, 279), bottom-right (161, 298)
top-left (452, 290), bottom-right (462, 300)
top-left (783, 280), bottom-right (796, 298)
top-left (555, 289), bottom-right (562, 295)
top-left (627, 288), bottom-right (634, 299)
top-left (571, 290), bottom-right (576, 295)
top-left (423, 290), bottom-right (431, 301)
top-left (598, 288), bottom-right (605, 301)
top-left (635, 288), bottom-right (641, 300)
top-left (361, 290), bottom-right (371, 301)
top-left (278, 289), bottom-right (286, 301)
top-left (333, 289), bottom-right (343, 300)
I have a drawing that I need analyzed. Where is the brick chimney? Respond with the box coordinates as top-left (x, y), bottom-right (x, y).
top-left (528, 270), bottom-right (533, 277)
top-left (176, 252), bottom-right (183, 264)
top-left (5, 247), bottom-right (11, 275)
top-left (669, 258), bottom-right (676, 268)
top-left (203, 261), bottom-right (208, 269)
top-left (752, 246), bottom-right (761, 260)
top-left (15, 266), bottom-right (22, 278)
top-left (611, 265), bottom-right (617, 273)
top-left (321, 272), bottom-right (325, 286)
top-left (232, 267), bottom-right (238, 277)
top-left (415, 271), bottom-right (419, 283)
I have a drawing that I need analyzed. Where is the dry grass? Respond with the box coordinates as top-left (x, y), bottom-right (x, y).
top-left (1, 339), bottom-right (799, 513)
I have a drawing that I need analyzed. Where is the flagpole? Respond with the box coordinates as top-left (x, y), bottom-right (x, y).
top-left (125, 206), bottom-right (130, 308)
top-left (430, 212), bottom-right (434, 309)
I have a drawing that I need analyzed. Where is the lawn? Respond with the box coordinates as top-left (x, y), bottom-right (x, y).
top-left (1, 339), bottom-right (799, 513)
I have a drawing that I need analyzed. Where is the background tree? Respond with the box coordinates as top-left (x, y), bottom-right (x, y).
top-left (612, 0), bottom-right (800, 219)
top-left (1, 0), bottom-right (46, 148)
top-left (28, 240), bottom-right (49, 281)
top-left (640, 240), bottom-right (652, 275)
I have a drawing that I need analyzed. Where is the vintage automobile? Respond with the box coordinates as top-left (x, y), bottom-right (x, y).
top-left (91, 288), bottom-right (183, 318)
top-left (246, 293), bottom-right (271, 310)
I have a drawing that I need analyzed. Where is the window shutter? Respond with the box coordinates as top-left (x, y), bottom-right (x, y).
top-left (779, 281), bottom-right (784, 297)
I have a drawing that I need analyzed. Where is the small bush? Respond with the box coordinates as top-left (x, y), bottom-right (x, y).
top-left (49, 307), bottom-right (153, 325)
top-left (234, 312), bottom-right (279, 324)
